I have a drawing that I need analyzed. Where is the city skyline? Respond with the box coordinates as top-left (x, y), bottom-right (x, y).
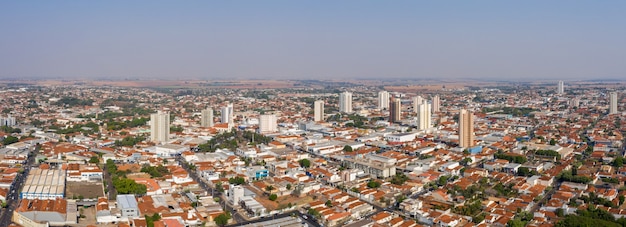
top-left (1, 1), bottom-right (625, 80)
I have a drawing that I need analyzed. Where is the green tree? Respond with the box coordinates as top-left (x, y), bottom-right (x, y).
top-left (228, 176), bottom-right (246, 185)
top-left (2, 136), bottom-right (19, 145)
top-left (549, 138), bottom-right (557, 145)
top-left (89, 156), bottom-right (100, 164)
top-left (269, 194), bottom-right (278, 201)
top-left (612, 156), bottom-right (624, 167)
top-left (286, 184), bottom-right (292, 190)
top-left (298, 159), bottom-right (311, 168)
top-left (367, 180), bottom-right (381, 188)
top-left (343, 145), bottom-right (353, 152)
top-left (214, 213), bottom-right (230, 226)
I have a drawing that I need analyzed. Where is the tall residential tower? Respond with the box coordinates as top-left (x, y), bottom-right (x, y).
top-left (416, 102), bottom-right (431, 130)
top-left (150, 111), bottom-right (170, 144)
top-left (201, 108), bottom-right (214, 127)
top-left (339, 92), bottom-right (353, 113)
top-left (459, 109), bottom-right (474, 148)
top-left (610, 92), bottom-right (618, 114)
top-left (314, 100), bottom-right (324, 122)
top-left (378, 91), bottom-right (390, 110)
top-left (389, 97), bottom-right (401, 123)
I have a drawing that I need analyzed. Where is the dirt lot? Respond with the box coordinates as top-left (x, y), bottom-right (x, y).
top-left (254, 194), bottom-right (314, 211)
top-left (66, 182), bottom-right (105, 200)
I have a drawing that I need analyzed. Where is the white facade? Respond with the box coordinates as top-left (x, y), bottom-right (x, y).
top-left (0, 115), bottom-right (16, 127)
top-left (339, 91), bottom-right (353, 113)
top-left (258, 114), bottom-right (277, 133)
top-left (150, 111), bottom-right (170, 144)
top-left (314, 100), bottom-right (324, 122)
top-left (557, 80), bottom-right (564, 94)
top-left (610, 92), bottom-right (618, 114)
top-left (201, 108), bottom-right (214, 127)
top-left (221, 103), bottom-right (234, 124)
top-left (412, 96), bottom-right (423, 113)
top-left (154, 144), bottom-right (187, 157)
top-left (378, 91), bottom-right (390, 110)
top-left (228, 185), bottom-right (245, 205)
top-left (417, 103), bottom-right (431, 130)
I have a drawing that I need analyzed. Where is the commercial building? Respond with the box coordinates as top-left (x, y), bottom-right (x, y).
top-left (342, 154), bottom-right (397, 179)
top-left (459, 109), bottom-right (475, 148)
top-left (610, 92), bottom-right (618, 114)
top-left (389, 97), bottom-right (401, 123)
top-left (12, 198), bottom-right (77, 227)
top-left (314, 100), bottom-right (324, 122)
top-left (378, 91), bottom-right (390, 110)
top-left (258, 114), bottom-right (278, 133)
top-left (150, 110), bottom-right (170, 144)
top-left (117, 194), bottom-right (141, 220)
top-left (20, 168), bottom-right (65, 200)
top-left (201, 108), bottom-right (214, 127)
top-left (228, 185), bottom-right (245, 205)
top-left (339, 91), bottom-right (353, 113)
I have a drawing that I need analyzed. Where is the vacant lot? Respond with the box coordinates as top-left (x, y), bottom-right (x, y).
top-left (66, 182), bottom-right (105, 199)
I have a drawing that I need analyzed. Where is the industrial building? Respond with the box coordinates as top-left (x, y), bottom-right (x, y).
top-left (20, 168), bottom-right (66, 200)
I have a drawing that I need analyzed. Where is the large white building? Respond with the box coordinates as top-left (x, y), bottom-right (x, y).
top-left (557, 81), bottom-right (564, 94)
top-left (378, 91), bottom-right (390, 110)
top-left (150, 111), bottom-right (170, 144)
top-left (314, 100), bottom-right (324, 122)
top-left (20, 168), bottom-right (65, 200)
top-left (610, 92), bottom-right (618, 114)
top-left (417, 102), bottom-right (431, 130)
top-left (258, 114), bottom-right (277, 133)
top-left (339, 91), bottom-right (353, 113)
top-left (221, 103), bottom-right (234, 124)
top-left (201, 108), bottom-right (214, 127)
top-left (228, 185), bottom-right (245, 205)
top-left (0, 114), bottom-right (16, 127)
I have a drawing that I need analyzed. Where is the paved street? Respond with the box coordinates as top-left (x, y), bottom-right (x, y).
top-left (0, 147), bottom-right (37, 226)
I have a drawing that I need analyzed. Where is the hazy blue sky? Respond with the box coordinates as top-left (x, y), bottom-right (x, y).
top-left (1, 1), bottom-right (625, 80)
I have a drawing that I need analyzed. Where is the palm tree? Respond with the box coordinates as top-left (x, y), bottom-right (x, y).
top-left (265, 185), bottom-right (274, 195)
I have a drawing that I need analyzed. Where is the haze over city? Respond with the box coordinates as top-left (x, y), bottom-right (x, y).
top-left (1, 1), bottom-right (626, 80)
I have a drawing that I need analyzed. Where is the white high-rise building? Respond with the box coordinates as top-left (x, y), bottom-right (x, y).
top-left (258, 114), bottom-right (278, 133)
top-left (557, 81), bottom-right (564, 94)
top-left (417, 103), bottom-right (431, 130)
top-left (412, 96), bottom-right (424, 113)
top-left (201, 108), bottom-right (214, 127)
top-left (378, 91), bottom-right (390, 110)
top-left (221, 103), bottom-right (234, 124)
top-left (314, 100), bottom-right (324, 122)
top-left (610, 92), bottom-right (618, 114)
top-left (432, 95), bottom-right (440, 113)
top-left (150, 111), bottom-right (170, 144)
top-left (0, 115), bottom-right (16, 127)
top-left (339, 92), bottom-right (353, 113)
